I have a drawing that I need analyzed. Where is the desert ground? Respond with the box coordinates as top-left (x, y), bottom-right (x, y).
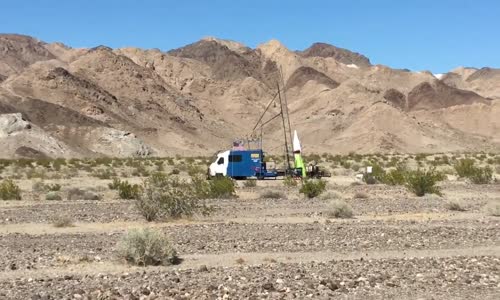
top-left (0, 154), bottom-right (499, 299)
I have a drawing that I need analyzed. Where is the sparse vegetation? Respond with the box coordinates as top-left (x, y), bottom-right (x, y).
top-left (260, 190), bottom-right (285, 199)
top-left (454, 159), bottom-right (493, 184)
top-left (52, 216), bottom-right (74, 228)
top-left (116, 179), bottom-right (141, 200)
top-left (283, 175), bottom-right (298, 187)
top-left (0, 179), bottom-right (22, 200)
top-left (67, 188), bottom-right (101, 201)
top-left (45, 191), bottom-right (62, 201)
top-left (405, 168), bottom-right (444, 197)
top-left (207, 176), bottom-right (236, 199)
top-left (353, 191), bottom-right (369, 199)
top-left (116, 228), bottom-right (178, 266)
top-left (136, 174), bottom-right (213, 221)
top-left (445, 200), bottom-right (466, 211)
top-left (243, 179), bottom-right (257, 187)
top-left (299, 179), bottom-right (326, 198)
top-left (326, 200), bottom-right (354, 218)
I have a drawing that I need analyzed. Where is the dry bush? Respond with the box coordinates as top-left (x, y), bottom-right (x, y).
top-left (136, 174), bottom-right (213, 221)
top-left (67, 188), bottom-right (101, 200)
top-left (52, 216), bottom-right (74, 228)
top-left (45, 191), bottom-right (62, 201)
top-left (243, 179), bottom-right (257, 187)
top-left (260, 190), bottom-right (285, 199)
top-left (326, 200), bottom-right (354, 219)
top-left (445, 200), bottom-right (466, 211)
top-left (116, 228), bottom-right (178, 266)
top-left (353, 191), bottom-right (369, 199)
top-left (319, 191), bottom-right (341, 201)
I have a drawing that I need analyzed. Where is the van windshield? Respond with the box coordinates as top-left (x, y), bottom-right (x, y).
top-left (217, 157), bottom-right (224, 165)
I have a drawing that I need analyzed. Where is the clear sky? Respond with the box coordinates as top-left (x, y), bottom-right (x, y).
top-left (2, 0), bottom-right (499, 73)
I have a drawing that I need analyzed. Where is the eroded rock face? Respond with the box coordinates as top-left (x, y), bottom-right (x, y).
top-left (0, 113), bottom-right (31, 137)
top-left (88, 128), bottom-right (154, 157)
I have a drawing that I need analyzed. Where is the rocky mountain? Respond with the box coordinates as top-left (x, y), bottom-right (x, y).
top-left (0, 34), bottom-right (499, 158)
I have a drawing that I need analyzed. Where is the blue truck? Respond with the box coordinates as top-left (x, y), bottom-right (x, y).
top-left (208, 149), bottom-right (278, 179)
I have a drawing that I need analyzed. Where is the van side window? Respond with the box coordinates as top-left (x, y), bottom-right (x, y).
top-left (229, 155), bottom-right (242, 162)
top-left (217, 157), bottom-right (224, 165)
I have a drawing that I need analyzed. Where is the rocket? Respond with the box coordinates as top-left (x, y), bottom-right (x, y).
top-left (293, 130), bottom-right (306, 177)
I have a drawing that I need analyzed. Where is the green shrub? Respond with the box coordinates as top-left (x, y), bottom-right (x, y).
top-left (136, 174), bottom-right (212, 221)
top-left (45, 191), bottom-right (62, 201)
top-left (92, 168), bottom-right (116, 180)
top-left (469, 166), bottom-right (493, 184)
top-left (363, 163), bottom-right (386, 184)
top-left (405, 168), bottom-right (443, 197)
top-left (108, 178), bottom-right (122, 190)
top-left (116, 228), bottom-right (178, 266)
top-left (0, 179), bottom-right (22, 200)
top-left (207, 176), bottom-right (235, 199)
top-left (384, 165), bottom-right (408, 185)
top-left (299, 179), bottom-right (326, 198)
top-left (454, 159), bottom-right (493, 184)
top-left (260, 190), bottom-right (285, 199)
top-left (326, 200), bottom-right (354, 218)
top-left (117, 180), bottom-right (141, 200)
top-left (170, 168), bottom-right (180, 175)
top-left (454, 159), bottom-right (476, 178)
top-left (243, 179), bottom-right (257, 188)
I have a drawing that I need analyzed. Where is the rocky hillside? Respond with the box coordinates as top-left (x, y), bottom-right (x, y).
top-left (0, 34), bottom-right (499, 158)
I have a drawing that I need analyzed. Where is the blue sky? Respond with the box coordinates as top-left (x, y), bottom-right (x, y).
top-left (1, 0), bottom-right (499, 73)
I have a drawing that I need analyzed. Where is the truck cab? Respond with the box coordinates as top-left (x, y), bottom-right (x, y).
top-left (208, 149), bottom-right (277, 179)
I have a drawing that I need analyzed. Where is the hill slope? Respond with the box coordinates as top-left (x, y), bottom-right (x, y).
top-left (0, 34), bottom-right (498, 158)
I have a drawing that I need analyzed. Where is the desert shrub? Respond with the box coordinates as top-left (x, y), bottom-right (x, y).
top-left (207, 176), bottom-right (235, 199)
top-left (0, 179), bottom-right (22, 200)
top-left (445, 200), bottom-right (466, 211)
top-left (116, 228), bottom-right (178, 266)
top-left (187, 165), bottom-right (204, 177)
top-left (454, 159), bottom-right (476, 178)
top-left (92, 168), bottom-right (116, 180)
top-left (283, 175), bottom-right (298, 187)
top-left (469, 166), bottom-right (493, 184)
top-left (260, 190), bottom-right (285, 199)
top-left (67, 188), bottom-right (101, 200)
top-left (454, 159), bottom-right (493, 184)
top-left (326, 200), bottom-right (354, 218)
top-left (353, 191), bottom-right (369, 199)
top-left (117, 180), bottom-right (141, 200)
top-left (108, 178), bottom-right (122, 190)
top-left (136, 174), bottom-right (212, 221)
top-left (52, 216), bottom-right (74, 228)
top-left (243, 179), bottom-right (257, 187)
top-left (47, 183), bottom-right (62, 191)
top-left (45, 191), bottom-right (62, 201)
top-left (484, 201), bottom-right (500, 216)
top-left (170, 168), bottom-right (180, 175)
top-left (299, 179), bottom-right (326, 198)
top-left (384, 165), bottom-right (408, 186)
top-left (319, 191), bottom-right (340, 201)
top-left (405, 168), bottom-right (443, 197)
top-left (363, 163), bottom-right (386, 184)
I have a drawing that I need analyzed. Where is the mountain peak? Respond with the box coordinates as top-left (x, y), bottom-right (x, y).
top-left (298, 42), bottom-right (371, 67)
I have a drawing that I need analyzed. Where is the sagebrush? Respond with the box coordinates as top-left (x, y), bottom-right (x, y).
top-left (116, 228), bottom-right (178, 266)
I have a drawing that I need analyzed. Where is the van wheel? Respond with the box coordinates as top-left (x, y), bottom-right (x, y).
top-left (215, 173), bottom-right (224, 178)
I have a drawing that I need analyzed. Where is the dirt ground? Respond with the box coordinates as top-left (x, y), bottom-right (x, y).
top-left (0, 174), bottom-right (499, 299)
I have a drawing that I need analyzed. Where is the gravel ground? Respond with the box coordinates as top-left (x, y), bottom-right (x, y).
top-left (1, 256), bottom-right (498, 299)
top-left (0, 181), bottom-right (499, 299)
top-left (1, 220), bottom-right (498, 271)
